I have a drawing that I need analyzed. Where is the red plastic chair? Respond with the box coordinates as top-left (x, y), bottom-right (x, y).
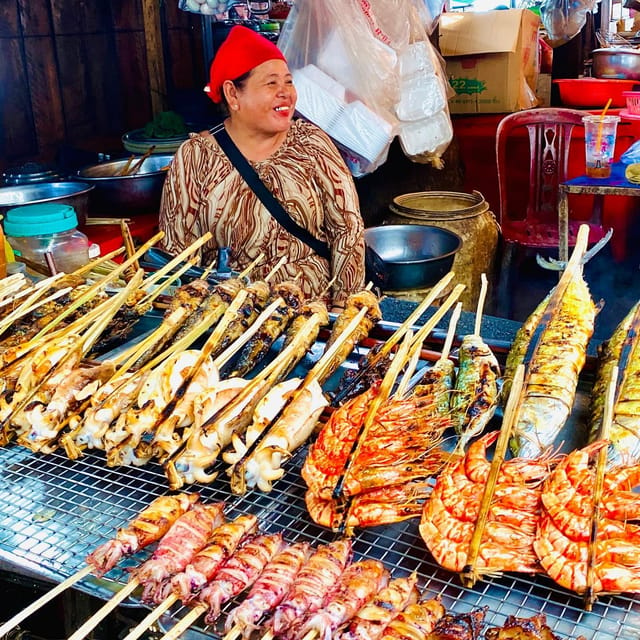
top-left (495, 107), bottom-right (607, 317)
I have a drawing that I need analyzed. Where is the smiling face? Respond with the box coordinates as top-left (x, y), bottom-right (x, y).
top-left (223, 59), bottom-right (297, 136)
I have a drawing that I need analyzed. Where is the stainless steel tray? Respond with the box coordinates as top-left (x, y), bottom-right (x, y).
top-left (0, 313), bottom-right (638, 639)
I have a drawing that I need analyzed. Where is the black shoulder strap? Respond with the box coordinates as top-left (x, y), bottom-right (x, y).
top-left (214, 126), bottom-right (331, 261)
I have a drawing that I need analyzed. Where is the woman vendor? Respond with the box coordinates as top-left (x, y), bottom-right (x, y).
top-left (158, 26), bottom-right (366, 311)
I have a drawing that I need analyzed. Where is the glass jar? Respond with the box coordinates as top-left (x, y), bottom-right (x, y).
top-left (3, 203), bottom-right (90, 274)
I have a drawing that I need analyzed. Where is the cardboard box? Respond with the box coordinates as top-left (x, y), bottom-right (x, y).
top-left (439, 9), bottom-right (540, 114)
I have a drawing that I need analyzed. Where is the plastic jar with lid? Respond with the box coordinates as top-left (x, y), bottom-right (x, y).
top-left (3, 203), bottom-right (90, 274)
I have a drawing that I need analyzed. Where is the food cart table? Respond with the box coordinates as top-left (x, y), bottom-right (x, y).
top-left (558, 162), bottom-right (640, 262)
top-left (0, 300), bottom-right (639, 640)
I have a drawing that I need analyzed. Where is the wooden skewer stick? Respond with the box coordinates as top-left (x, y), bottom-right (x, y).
top-left (394, 330), bottom-right (422, 399)
top-left (0, 565), bottom-right (93, 638)
top-left (116, 155), bottom-right (135, 177)
top-left (584, 365), bottom-right (617, 610)
top-left (460, 363), bottom-right (525, 589)
top-left (158, 604), bottom-right (206, 640)
top-left (238, 252), bottom-right (265, 280)
top-left (440, 301), bottom-right (462, 363)
top-left (121, 593), bottom-right (179, 640)
top-left (137, 259), bottom-right (198, 309)
top-left (332, 273), bottom-right (455, 405)
top-left (261, 631), bottom-right (275, 640)
top-left (223, 625), bottom-right (246, 640)
top-left (125, 146), bottom-right (156, 176)
top-left (67, 579), bottom-right (140, 640)
top-left (301, 629), bottom-right (318, 640)
top-left (473, 273), bottom-right (488, 338)
top-left (264, 255), bottom-right (288, 283)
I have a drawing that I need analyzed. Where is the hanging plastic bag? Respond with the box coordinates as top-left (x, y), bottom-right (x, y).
top-left (539, 0), bottom-right (599, 47)
top-left (279, 0), bottom-right (453, 175)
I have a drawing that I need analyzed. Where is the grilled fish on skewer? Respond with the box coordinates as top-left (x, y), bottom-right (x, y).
top-left (379, 599), bottom-right (446, 640)
top-left (337, 574), bottom-right (420, 640)
top-left (295, 559), bottom-right (389, 640)
top-left (198, 532), bottom-right (285, 624)
top-left (505, 275), bottom-right (596, 458)
top-left (135, 502), bottom-right (225, 603)
top-left (171, 513), bottom-right (259, 602)
top-left (86, 493), bottom-right (200, 577)
top-left (450, 334), bottom-right (501, 452)
top-left (224, 540), bottom-right (311, 639)
top-left (588, 301), bottom-right (640, 466)
top-left (281, 299), bottom-right (329, 352)
top-left (323, 290), bottom-right (382, 371)
top-left (229, 280), bottom-right (304, 378)
top-left (266, 539), bottom-right (353, 638)
top-left (209, 280), bottom-right (271, 360)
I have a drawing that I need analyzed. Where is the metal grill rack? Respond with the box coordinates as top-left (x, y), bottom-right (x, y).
top-left (1, 439), bottom-right (640, 640)
top-left (0, 310), bottom-right (638, 640)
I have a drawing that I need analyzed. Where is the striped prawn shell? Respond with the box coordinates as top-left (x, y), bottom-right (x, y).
top-left (505, 275), bottom-right (596, 458)
top-left (588, 301), bottom-right (640, 466)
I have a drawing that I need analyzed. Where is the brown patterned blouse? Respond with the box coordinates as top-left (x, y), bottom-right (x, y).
top-left (158, 119), bottom-right (365, 307)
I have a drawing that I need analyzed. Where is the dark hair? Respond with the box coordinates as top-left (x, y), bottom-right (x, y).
top-left (219, 69), bottom-right (253, 114)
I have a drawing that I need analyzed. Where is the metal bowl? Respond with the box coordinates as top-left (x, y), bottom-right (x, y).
top-left (592, 48), bottom-right (640, 81)
top-left (0, 181), bottom-right (93, 225)
top-left (75, 154), bottom-right (173, 215)
top-left (364, 224), bottom-right (461, 291)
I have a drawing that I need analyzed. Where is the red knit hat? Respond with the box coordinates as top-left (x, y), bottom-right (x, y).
top-left (204, 26), bottom-right (287, 104)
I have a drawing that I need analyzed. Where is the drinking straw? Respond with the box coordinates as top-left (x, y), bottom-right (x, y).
top-left (595, 98), bottom-right (613, 154)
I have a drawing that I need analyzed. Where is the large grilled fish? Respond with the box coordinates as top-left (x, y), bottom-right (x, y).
top-left (588, 300), bottom-right (640, 466)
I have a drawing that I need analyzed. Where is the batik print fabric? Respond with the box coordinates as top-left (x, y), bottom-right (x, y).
top-left (159, 119), bottom-right (365, 307)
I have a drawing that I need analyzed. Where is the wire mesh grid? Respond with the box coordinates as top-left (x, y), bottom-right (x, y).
top-left (1, 438), bottom-right (640, 639)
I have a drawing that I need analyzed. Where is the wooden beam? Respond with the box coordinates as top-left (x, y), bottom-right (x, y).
top-left (141, 0), bottom-right (168, 115)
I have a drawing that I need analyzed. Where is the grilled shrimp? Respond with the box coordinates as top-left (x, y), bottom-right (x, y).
top-left (504, 276), bottom-right (596, 458)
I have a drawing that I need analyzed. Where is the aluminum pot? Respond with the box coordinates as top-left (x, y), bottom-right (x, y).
top-left (592, 48), bottom-right (640, 81)
top-left (364, 224), bottom-right (461, 291)
top-left (0, 181), bottom-right (93, 225)
top-left (75, 154), bottom-right (173, 215)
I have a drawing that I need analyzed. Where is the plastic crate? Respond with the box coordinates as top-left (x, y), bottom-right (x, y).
top-left (623, 91), bottom-right (640, 115)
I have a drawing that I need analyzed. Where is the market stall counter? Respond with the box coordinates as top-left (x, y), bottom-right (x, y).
top-left (0, 296), bottom-right (637, 640)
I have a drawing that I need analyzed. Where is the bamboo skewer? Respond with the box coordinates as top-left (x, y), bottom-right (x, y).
top-left (238, 252), bottom-right (265, 280)
top-left (264, 255), bottom-right (287, 282)
top-left (473, 273), bottom-right (488, 338)
top-left (159, 605), bottom-right (206, 640)
top-left (67, 579), bottom-right (140, 640)
top-left (0, 565), bottom-right (93, 638)
top-left (116, 155), bottom-right (135, 176)
top-left (331, 273), bottom-right (455, 405)
top-left (584, 365), bottom-right (617, 610)
top-left (124, 146), bottom-right (156, 176)
top-left (460, 363), bottom-right (525, 588)
top-left (121, 593), bottom-right (179, 640)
